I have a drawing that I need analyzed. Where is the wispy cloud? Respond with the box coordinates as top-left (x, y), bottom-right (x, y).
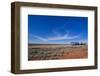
top-left (29, 31), bottom-right (79, 42)
top-left (29, 34), bottom-right (48, 41)
top-left (47, 33), bottom-right (79, 40)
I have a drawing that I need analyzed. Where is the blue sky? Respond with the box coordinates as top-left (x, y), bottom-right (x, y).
top-left (28, 15), bottom-right (88, 44)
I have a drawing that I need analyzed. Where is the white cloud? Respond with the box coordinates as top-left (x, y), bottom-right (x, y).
top-left (47, 30), bottom-right (79, 40)
top-left (47, 33), bottom-right (79, 40)
top-left (29, 31), bottom-right (79, 42)
top-left (29, 34), bottom-right (48, 41)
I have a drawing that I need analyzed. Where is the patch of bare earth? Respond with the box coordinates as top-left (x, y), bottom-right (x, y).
top-left (59, 49), bottom-right (87, 59)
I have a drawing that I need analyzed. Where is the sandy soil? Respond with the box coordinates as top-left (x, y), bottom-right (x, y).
top-left (59, 49), bottom-right (87, 59)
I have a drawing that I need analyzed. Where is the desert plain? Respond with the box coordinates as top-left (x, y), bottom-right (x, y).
top-left (28, 44), bottom-right (88, 60)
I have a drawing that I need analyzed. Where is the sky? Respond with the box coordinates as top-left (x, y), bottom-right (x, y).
top-left (28, 15), bottom-right (88, 44)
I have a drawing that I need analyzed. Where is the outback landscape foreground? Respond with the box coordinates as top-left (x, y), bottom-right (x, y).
top-left (28, 44), bottom-right (88, 60)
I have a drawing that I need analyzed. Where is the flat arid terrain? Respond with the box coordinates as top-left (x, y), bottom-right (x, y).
top-left (28, 44), bottom-right (88, 60)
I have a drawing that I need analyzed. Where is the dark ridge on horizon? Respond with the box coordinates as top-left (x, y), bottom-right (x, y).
top-left (28, 42), bottom-right (87, 46)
